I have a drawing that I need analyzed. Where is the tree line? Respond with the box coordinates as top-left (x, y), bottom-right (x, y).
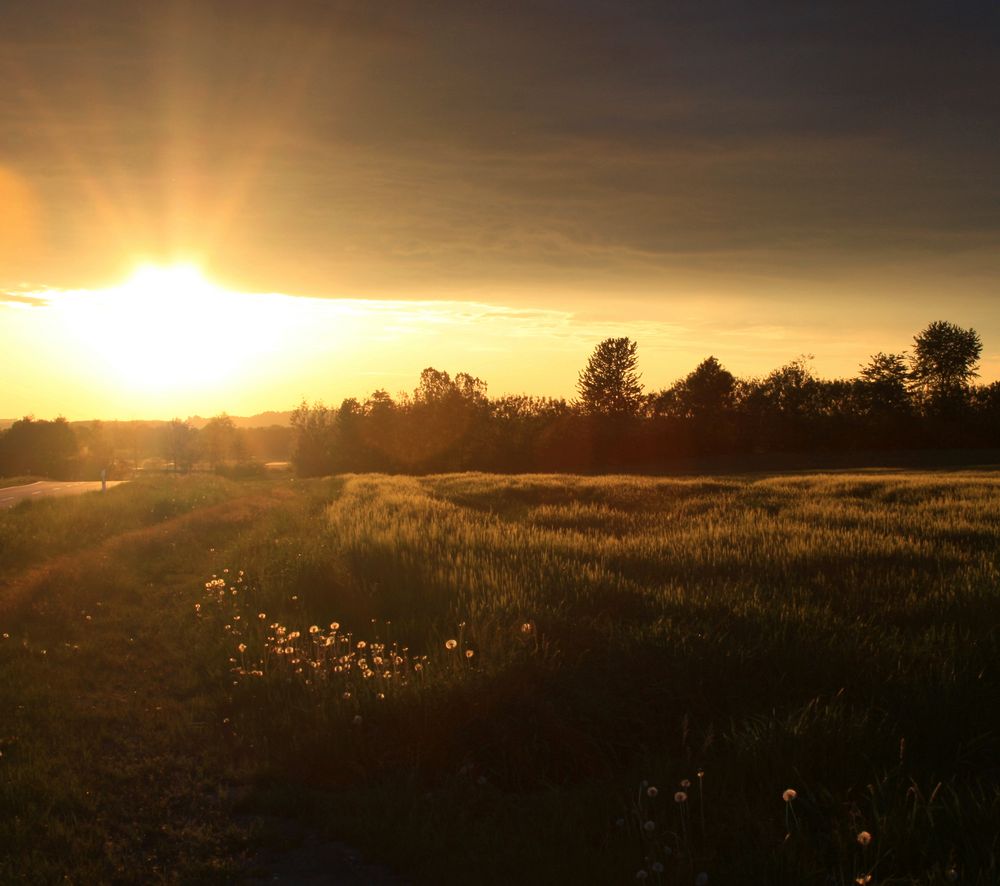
top-left (0, 415), bottom-right (293, 480)
top-left (292, 321), bottom-right (1000, 476)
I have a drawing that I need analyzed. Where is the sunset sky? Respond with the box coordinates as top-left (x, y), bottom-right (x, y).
top-left (2, 1), bottom-right (998, 420)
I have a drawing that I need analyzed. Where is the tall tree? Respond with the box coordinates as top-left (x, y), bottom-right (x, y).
top-left (290, 401), bottom-right (336, 476)
top-left (162, 419), bottom-right (197, 473)
top-left (909, 321), bottom-right (982, 407)
top-left (201, 414), bottom-right (241, 467)
top-left (577, 337), bottom-right (644, 417)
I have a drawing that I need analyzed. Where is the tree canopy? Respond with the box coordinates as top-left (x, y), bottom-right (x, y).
top-left (577, 337), bottom-right (644, 417)
top-left (909, 321), bottom-right (982, 407)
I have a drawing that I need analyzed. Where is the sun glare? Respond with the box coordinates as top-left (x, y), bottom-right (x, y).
top-left (57, 263), bottom-right (295, 397)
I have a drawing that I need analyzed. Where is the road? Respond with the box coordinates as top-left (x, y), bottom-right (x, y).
top-left (0, 480), bottom-right (126, 509)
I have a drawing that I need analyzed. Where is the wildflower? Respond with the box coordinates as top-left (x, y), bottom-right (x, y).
top-left (680, 778), bottom-right (691, 788)
top-left (674, 791), bottom-right (688, 803)
top-left (237, 643), bottom-right (247, 653)
top-left (357, 641), bottom-right (367, 649)
top-left (330, 621), bottom-right (340, 631)
top-left (646, 786), bottom-right (658, 798)
top-left (465, 649), bottom-right (475, 659)
top-left (782, 789), bottom-right (797, 803)
top-left (309, 625), bottom-right (320, 634)
top-left (857, 831), bottom-right (872, 847)
top-left (258, 612), bottom-right (266, 620)
top-left (445, 639), bottom-right (458, 650)
top-left (855, 876), bottom-right (872, 885)
top-left (352, 715), bottom-right (363, 726)
top-left (643, 820), bottom-right (655, 832)
top-left (414, 663), bottom-right (424, 672)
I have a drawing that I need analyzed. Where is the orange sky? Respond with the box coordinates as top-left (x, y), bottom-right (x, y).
top-left (1, 2), bottom-right (998, 419)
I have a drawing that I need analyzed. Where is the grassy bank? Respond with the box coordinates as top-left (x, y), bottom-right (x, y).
top-left (2, 471), bottom-right (998, 883)
top-left (0, 475), bottom-right (297, 882)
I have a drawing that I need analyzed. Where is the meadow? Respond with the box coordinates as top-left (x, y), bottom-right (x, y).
top-left (1, 470), bottom-right (998, 883)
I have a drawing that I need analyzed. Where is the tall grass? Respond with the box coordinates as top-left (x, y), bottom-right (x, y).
top-left (202, 471), bottom-right (1000, 883)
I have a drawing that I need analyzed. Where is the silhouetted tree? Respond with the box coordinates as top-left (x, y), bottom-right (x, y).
top-left (856, 352), bottom-right (913, 447)
top-left (673, 356), bottom-right (736, 417)
top-left (577, 337), bottom-right (643, 417)
top-left (859, 353), bottom-right (910, 413)
top-left (909, 321), bottom-right (982, 410)
top-left (201, 414), bottom-right (242, 467)
top-left (0, 417), bottom-right (78, 478)
top-left (162, 419), bottom-right (197, 473)
top-left (409, 368), bottom-right (489, 470)
top-left (290, 401), bottom-right (336, 476)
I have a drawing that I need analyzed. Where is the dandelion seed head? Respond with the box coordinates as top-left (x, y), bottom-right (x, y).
top-left (646, 786), bottom-right (658, 797)
top-left (857, 830), bottom-right (872, 847)
top-left (465, 649), bottom-right (475, 659)
top-left (643, 820), bottom-right (655, 832)
top-left (651, 862), bottom-right (664, 873)
top-left (680, 779), bottom-right (691, 788)
top-left (674, 791), bottom-right (688, 803)
top-left (782, 789), bottom-right (797, 803)
top-left (445, 639), bottom-right (458, 650)
top-left (352, 715), bottom-right (362, 726)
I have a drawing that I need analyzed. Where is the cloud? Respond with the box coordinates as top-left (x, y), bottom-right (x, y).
top-left (0, 291), bottom-right (51, 308)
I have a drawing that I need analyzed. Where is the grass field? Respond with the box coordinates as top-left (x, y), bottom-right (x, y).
top-left (1, 470), bottom-right (998, 883)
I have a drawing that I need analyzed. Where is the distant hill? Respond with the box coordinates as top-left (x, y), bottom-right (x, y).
top-left (186, 411), bottom-right (293, 429)
top-left (0, 419), bottom-right (15, 431)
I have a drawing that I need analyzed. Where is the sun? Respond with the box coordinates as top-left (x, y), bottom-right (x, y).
top-left (57, 263), bottom-right (283, 395)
